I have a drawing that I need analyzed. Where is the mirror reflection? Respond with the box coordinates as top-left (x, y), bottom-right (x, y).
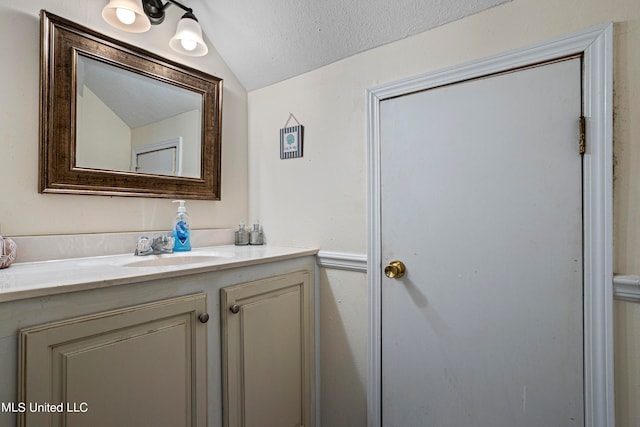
top-left (40, 10), bottom-right (222, 199)
top-left (75, 55), bottom-right (203, 178)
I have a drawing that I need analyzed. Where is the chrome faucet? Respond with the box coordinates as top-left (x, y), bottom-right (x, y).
top-left (135, 234), bottom-right (174, 256)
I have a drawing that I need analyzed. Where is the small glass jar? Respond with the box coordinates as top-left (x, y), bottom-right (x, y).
top-left (234, 223), bottom-right (250, 246)
top-left (250, 222), bottom-right (263, 245)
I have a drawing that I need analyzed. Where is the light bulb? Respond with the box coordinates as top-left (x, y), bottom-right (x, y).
top-left (169, 15), bottom-right (208, 56)
top-left (180, 38), bottom-right (198, 52)
top-left (115, 7), bottom-right (136, 25)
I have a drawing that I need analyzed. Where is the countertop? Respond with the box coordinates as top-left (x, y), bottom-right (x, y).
top-left (0, 245), bottom-right (318, 303)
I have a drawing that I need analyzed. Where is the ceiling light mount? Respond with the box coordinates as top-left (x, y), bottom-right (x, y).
top-left (102, 0), bottom-right (208, 56)
top-left (142, 0), bottom-right (192, 26)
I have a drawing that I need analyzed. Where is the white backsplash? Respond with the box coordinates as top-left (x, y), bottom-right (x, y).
top-left (10, 229), bottom-right (235, 263)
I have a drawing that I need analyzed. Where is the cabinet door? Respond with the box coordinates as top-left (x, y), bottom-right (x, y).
top-left (221, 271), bottom-right (314, 427)
top-left (18, 293), bottom-right (208, 427)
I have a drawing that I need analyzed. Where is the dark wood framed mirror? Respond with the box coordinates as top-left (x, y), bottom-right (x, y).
top-left (39, 10), bottom-right (222, 199)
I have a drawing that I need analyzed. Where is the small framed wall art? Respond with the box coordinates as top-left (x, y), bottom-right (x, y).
top-left (280, 113), bottom-right (304, 159)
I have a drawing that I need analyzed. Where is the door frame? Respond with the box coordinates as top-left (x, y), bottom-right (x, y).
top-left (131, 137), bottom-right (183, 175)
top-left (366, 24), bottom-right (614, 427)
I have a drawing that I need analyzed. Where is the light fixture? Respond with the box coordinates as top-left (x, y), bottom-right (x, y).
top-left (102, 0), bottom-right (151, 33)
top-left (102, 0), bottom-right (208, 57)
top-left (168, 11), bottom-right (208, 56)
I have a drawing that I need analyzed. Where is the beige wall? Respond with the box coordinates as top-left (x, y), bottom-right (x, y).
top-left (0, 3), bottom-right (248, 236)
top-left (76, 86), bottom-right (131, 172)
top-left (248, 0), bottom-right (640, 425)
top-left (615, 300), bottom-right (640, 427)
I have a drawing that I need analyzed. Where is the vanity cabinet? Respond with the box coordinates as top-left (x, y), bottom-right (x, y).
top-left (0, 248), bottom-right (316, 427)
top-left (18, 294), bottom-right (208, 427)
top-left (221, 271), bottom-right (314, 427)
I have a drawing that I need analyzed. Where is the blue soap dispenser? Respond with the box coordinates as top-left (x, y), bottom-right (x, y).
top-left (172, 200), bottom-right (191, 252)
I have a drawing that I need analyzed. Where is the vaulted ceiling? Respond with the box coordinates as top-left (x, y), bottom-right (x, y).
top-left (83, 0), bottom-right (513, 125)
top-left (190, 0), bottom-right (511, 90)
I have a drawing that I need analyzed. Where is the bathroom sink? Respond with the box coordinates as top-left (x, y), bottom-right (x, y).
top-left (124, 255), bottom-right (224, 267)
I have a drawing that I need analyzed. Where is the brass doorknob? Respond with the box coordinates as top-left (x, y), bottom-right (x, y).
top-left (384, 260), bottom-right (406, 279)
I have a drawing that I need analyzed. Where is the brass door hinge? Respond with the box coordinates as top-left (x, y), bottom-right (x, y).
top-left (579, 116), bottom-right (586, 155)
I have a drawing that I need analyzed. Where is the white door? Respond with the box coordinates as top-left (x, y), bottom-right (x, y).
top-left (135, 147), bottom-right (176, 175)
top-left (132, 138), bottom-right (182, 175)
top-left (380, 58), bottom-right (583, 426)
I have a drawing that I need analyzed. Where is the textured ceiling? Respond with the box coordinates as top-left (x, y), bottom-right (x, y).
top-left (190, 0), bottom-right (511, 90)
top-left (80, 0), bottom-right (512, 124)
top-left (79, 55), bottom-right (201, 129)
